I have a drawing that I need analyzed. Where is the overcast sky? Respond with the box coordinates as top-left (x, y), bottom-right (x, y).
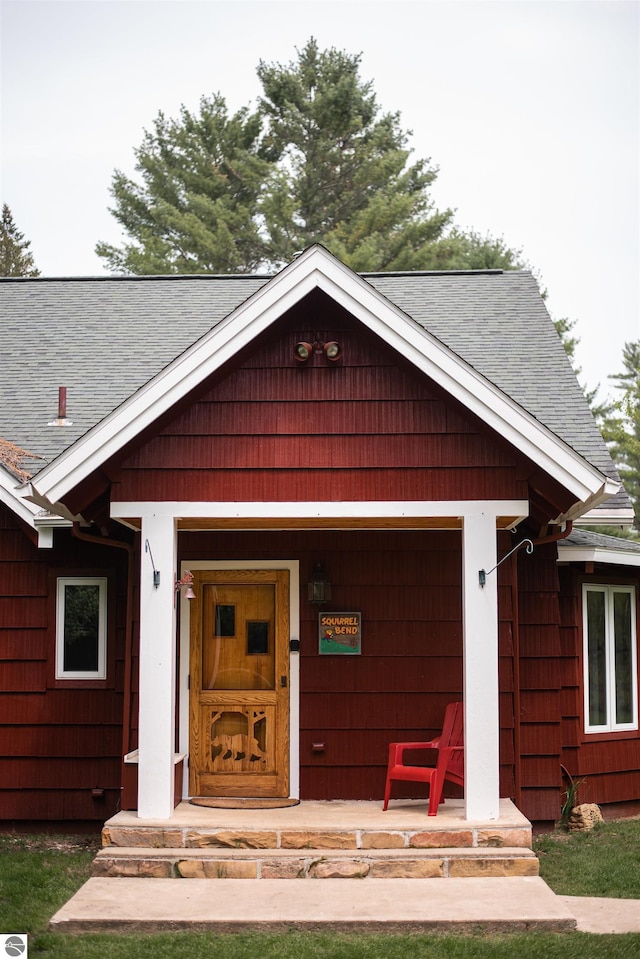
top-left (1, 0), bottom-right (638, 397)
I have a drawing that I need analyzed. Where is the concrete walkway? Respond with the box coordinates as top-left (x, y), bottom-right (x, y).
top-left (560, 896), bottom-right (640, 934)
top-left (48, 875), bottom-right (640, 935)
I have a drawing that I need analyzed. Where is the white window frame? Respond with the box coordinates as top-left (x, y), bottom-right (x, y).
top-left (56, 577), bottom-right (107, 680)
top-left (583, 584), bottom-right (638, 734)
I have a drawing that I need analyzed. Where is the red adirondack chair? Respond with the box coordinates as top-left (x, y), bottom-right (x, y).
top-left (383, 701), bottom-right (464, 815)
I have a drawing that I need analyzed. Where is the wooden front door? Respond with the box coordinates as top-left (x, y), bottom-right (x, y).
top-left (189, 569), bottom-right (290, 797)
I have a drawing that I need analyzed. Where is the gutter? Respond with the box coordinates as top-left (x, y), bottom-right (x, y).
top-left (553, 478), bottom-right (622, 526)
top-left (22, 480), bottom-right (85, 525)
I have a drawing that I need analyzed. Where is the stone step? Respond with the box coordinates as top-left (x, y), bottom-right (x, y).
top-left (93, 844), bottom-right (539, 880)
top-left (50, 876), bottom-right (577, 934)
top-left (101, 822), bottom-right (533, 852)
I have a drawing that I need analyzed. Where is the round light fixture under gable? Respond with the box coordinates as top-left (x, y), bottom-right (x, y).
top-left (294, 341), bottom-right (313, 362)
top-left (324, 341), bottom-right (342, 361)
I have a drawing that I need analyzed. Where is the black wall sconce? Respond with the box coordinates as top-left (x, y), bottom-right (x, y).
top-left (308, 562), bottom-right (332, 604)
top-left (294, 337), bottom-right (342, 363)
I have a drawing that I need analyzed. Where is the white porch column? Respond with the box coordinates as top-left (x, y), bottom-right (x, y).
top-left (138, 514), bottom-right (177, 818)
top-left (462, 510), bottom-right (500, 820)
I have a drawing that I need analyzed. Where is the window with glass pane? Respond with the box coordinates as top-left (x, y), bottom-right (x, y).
top-left (614, 591), bottom-right (633, 725)
top-left (56, 578), bottom-right (107, 679)
top-left (583, 585), bottom-right (637, 733)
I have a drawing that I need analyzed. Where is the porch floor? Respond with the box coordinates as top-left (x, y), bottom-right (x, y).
top-left (104, 797), bottom-right (531, 839)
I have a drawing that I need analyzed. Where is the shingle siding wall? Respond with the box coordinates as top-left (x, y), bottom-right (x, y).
top-left (0, 506), bottom-right (126, 822)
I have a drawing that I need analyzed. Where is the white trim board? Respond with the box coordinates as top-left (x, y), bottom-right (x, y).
top-left (113, 499), bottom-right (530, 524)
top-left (1, 465), bottom-right (38, 527)
top-left (558, 544), bottom-right (640, 568)
top-left (576, 508), bottom-right (636, 527)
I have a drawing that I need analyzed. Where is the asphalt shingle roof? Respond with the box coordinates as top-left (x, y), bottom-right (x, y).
top-left (0, 267), bottom-right (628, 514)
top-left (562, 527), bottom-right (640, 555)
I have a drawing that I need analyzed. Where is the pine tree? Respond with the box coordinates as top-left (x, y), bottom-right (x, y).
top-left (599, 342), bottom-right (640, 534)
top-left (0, 204), bottom-right (40, 277)
top-left (95, 96), bottom-right (273, 274)
top-left (97, 40), bottom-right (521, 275)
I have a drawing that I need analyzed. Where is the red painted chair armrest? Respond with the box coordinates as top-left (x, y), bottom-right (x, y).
top-left (388, 740), bottom-right (439, 764)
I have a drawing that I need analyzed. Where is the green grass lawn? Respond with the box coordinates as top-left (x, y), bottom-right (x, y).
top-left (534, 817), bottom-right (640, 898)
top-left (1, 822), bottom-right (640, 958)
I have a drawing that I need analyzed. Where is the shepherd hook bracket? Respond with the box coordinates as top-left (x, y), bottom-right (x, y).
top-left (479, 538), bottom-right (534, 587)
top-left (145, 538), bottom-right (160, 588)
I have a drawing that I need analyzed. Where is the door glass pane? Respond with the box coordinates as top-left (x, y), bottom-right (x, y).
top-left (215, 605), bottom-right (235, 637)
top-left (63, 583), bottom-right (100, 672)
top-left (586, 589), bottom-right (607, 727)
top-left (247, 621), bottom-right (269, 655)
top-left (614, 591), bottom-right (633, 724)
top-left (202, 584), bottom-right (275, 690)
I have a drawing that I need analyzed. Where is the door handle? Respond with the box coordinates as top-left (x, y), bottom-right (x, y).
top-left (280, 675), bottom-right (287, 688)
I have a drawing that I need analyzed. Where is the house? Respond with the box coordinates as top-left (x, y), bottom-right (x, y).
top-left (0, 245), bottom-right (638, 827)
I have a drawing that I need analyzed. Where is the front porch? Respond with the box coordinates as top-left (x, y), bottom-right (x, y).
top-left (94, 798), bottom-right (538, 880)
top-left (126, 501), bottom-right (530, 822)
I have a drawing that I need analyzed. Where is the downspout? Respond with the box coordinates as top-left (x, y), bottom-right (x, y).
top-left (510, 550), bottom-right (522, 808)
top-left (512, 521), bottom-right (573, 811)
top-left (72, 523), bottom-right (135, 799)
top-left (532, 521), bottom-right (573, 549)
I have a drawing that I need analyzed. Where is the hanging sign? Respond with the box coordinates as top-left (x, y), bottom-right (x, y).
top-left (318, 612), bottom-right (362, 655)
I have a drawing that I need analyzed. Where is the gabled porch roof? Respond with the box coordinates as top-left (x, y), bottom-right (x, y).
top-left (20, 245), bottom-right (617, 522)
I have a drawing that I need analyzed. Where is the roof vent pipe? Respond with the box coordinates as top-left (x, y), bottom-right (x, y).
top-left (48, 386), bottom-right (73, 426)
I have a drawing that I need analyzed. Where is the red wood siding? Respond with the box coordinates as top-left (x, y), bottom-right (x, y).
top-left (113, 309), bottom-right (529, 505)
top-left (0, 504), bottom-right (127, 822)
top-left (516, 542), bottom-right (564, 822)
top-left (557, 565), bottom-right (640, 808)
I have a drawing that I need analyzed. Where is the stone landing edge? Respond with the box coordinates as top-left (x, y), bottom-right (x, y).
top-left (101, 824), bottom-right (533, 851)
top-left (93, 844), bottom-right (539, 879)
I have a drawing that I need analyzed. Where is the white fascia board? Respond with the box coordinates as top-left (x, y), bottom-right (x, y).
top-left (558, 544), bottom-right (640, 568)
top-left (0, 466), bottom-right (38, 528)
top-left (575, 507), bottom-right (636, 527)
top-left (111, 499), bottom-right (529, 522)
top-left (29, 245), bottom-right (610, 510)
top-left (33, 511), bottom-right (72, 548)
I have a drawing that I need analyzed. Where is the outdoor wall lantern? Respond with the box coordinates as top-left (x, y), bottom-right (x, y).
top-left (294, 341), bottom-right (314, 362)
top-left (308, 562), bottom-right (332, 604)
top-left (294, 338), bottom-right (342, 363)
